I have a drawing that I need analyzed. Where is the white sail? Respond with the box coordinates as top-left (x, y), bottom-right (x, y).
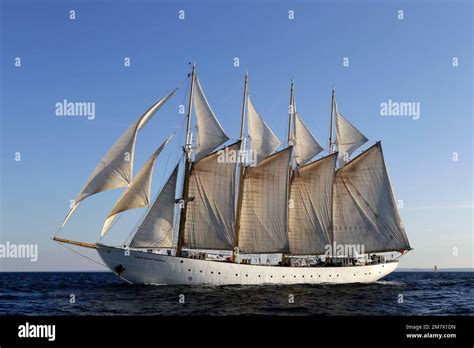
top-left (101, 134), bottom-right (173, 237)
top-left (129, 164), bottom-right (179, 248)
top-left (238, 147), bottom-right (292, 253)
top-left (294, 112), bottom-right (323, 165)
top-left (332, 142), bottom-right (410, 254)
top-left (288, 153), bottom-right (337, 255)
top-left (247, 96), bottom-right (281, 163)
top-left (193, 76), bottom-right (229, 161)
top-left (335, 111), bottom-right (368, 167)
top-left (183, 142), bottom-right (241, 250)
top-left (62, 90), bottom-right (176, 227)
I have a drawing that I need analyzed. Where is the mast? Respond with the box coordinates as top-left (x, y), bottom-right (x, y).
top-left (177, 63), bottom-right (196, 256)
top-left (284, 79), bottom-right (295, 263)
top-left (287, 79), bottom-right (294, 145)
top-left (329, 86), bottom-right (335, 153)
top-left (234, 72), bottom-right (248, 259)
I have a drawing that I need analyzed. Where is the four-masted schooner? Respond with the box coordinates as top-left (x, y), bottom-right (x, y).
top-left (53, 64), bottom-right (411, 285)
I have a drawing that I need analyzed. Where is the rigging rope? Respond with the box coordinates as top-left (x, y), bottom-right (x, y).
top-left (56, 241), bottom-right (107, 268)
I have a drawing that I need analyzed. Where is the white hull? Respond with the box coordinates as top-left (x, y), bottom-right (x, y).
top-left (97, 244), bottom-right (399, 285)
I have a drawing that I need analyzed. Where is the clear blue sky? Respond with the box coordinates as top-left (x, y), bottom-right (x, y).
top-left (0, 0), bottom-right (472, 271)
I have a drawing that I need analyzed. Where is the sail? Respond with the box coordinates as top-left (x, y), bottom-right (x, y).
top-left (193, 76), bottom-right (229, 161)
top-left (129, 164), bottom-right (179, 248)
top-left (332, 142), bottom-right (410, 254)
top-left (62, 90), bottom-right (176, 227)
top-left (238, 147), bottom-right (292, 253)
top-left (294, 112), bottom-right (323, 165)
top-left (288, 153), bottom-right (337, 255)
top-left (247, 96), bottom-right (281, 163)
top-left (101, 134), bottom-right (173, 237)
top-left (335, 112), bottom-right (368, 167)
top-left (183, 142), bottom-right (241, 250)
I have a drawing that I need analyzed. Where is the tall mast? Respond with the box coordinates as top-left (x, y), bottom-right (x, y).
top-left (287, 79), bottom-right (295, 145)
top-left (284, 78), bottom-right (295, 263)
top-left (328, 86), bottom-right (335, 153)
top-left (234, 72), bottom-right (248, 258)
top-left (177, 63), bottom-right (196, 256)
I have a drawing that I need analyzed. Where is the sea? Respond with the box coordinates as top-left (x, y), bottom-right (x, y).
top-left (0, 271), bottom-right (472, 316)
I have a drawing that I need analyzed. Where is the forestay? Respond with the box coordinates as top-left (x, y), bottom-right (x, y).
top-left (193, 76), bottom-right (229, 161)
top-left (238, 147), bottom-right (292, 253)
top-left (335, 112), bottom-right (368, 167)
top-left (293, 112), bottom-right (323, 165)
top-left (101, 134), bottom-right (173, 237)
top-left (288, 153), bottom-right (337, 255)
top-left (129, 164), bottom-right (179, 248)
top-left (62, 90), bottom-right (176, 227)
top-left (183, 142), bottom-right (241, 250)
top-left (332, 143), bottom-right (410, 254)
top-left (247, 96), bottom-right (281, 163)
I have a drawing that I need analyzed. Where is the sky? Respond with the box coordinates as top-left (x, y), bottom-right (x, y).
top-left (0, 0), bottom-right (472, 271)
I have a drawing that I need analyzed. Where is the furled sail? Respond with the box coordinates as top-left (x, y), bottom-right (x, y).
top-left (62, 90), bottom-right (177, 227)
top-left (332, 142), bottom-right (410, 254)
top-left (183, 141), bottom-right (241, 250)
top-left (288, 153), bottom-right (337, 255)
top-left (238, 147), bottom-right (292, 253)
top-left (101, 134), bottom-right (173, 237)
top-left (129, 164), bottom-right (179, 248)
top-left (247, 96), bottom-right (281, 163)
top-left (294, 112), bottom-right (323, 165)
top-left (335, 112), bottom-right (368, 167)
top-left (193, 76), bottom-right (229, 161)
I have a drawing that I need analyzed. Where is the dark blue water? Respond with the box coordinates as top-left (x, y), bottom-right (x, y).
top-left (0, 272), bottom-right (472, 316)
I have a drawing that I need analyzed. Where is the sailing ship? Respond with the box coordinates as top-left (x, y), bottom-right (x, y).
top-left (53, 64), bottom-right (411, 285)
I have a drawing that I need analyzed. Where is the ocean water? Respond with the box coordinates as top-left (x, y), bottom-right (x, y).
top-left (0, 272), bottom-right (472, 316)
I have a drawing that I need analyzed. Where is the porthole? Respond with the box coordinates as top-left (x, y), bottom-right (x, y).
top-left (270, 275), bottom-right (273, 278)
top-left (211, 271), bottom-right (214, 274)
top-left (218, 272), bottom-right (221, 275)
top-left (283, 276), bottom-right (285, 278)
top-left (329, 275), bottom-right (331, 277)
top-left (310, 275), bottom-right (313, 278)
top-left (258, 275), bottom-right (261, 277)
top-left (318, 275), bottom-right (321, 277)
top-left (354, 274), bottom-right (356, 276)
top-left (188, 269), bottom-right (191, 272)
top-left (246, 274), bottom-right (248, 277)
top-left (302, 275), bottom-right (304, 278)
top-left (337, 274), bottom-right (339, 277)
top-left (294, 275), bottom-right (296, 278)
top-left (235, 273), bottom-right (238, 276)
top-left (200, 270), bottom-right (203, 273)
top-left (180, 260), bottom-right (184, 263)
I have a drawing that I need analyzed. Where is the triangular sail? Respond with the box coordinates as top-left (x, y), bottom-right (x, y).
top-left (238, 147), bottom-right (292, 253)
top-left (101, 134), bottom-right (173, 237)
top-left (247, 96), bottom-right (281, 163)
top-left (129, 164), bottom-right (179, 248)
top-left (183, 141), bottom-right (241, 250)
top-left (335, 112), bottom-right (368, 167)
top-left (332, 142), bottom-right (410, 254)
top-left (288, 153), bottom-right (337, 255)
top-left (294, 112), bottom-right (323, 165)
top-left (193, 76), bottom-right (229, 161)
top-left (62, 90), bottom-right (176, 227)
